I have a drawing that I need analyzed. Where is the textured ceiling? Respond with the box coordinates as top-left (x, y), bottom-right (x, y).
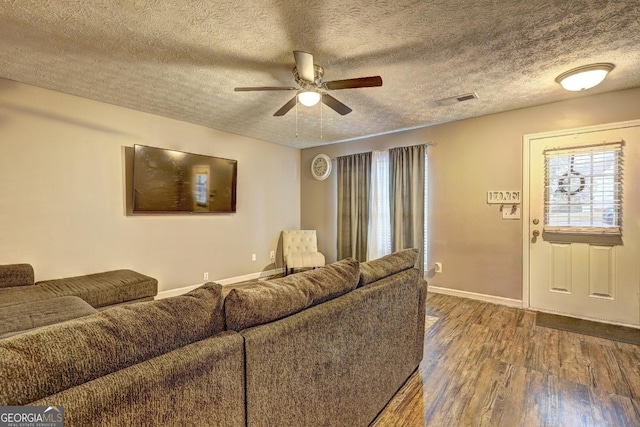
top-left (1, 1), bottom-right (639, 149)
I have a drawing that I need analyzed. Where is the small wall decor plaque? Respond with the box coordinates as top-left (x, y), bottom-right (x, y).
top-left (487, 191), bottom-right (521, 204)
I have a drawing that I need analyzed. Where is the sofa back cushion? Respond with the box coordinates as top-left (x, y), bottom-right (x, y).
top-left (225, 258), bottom-right (359, 331)
top-left (0, 282), bottom-right (225, 406)
top-left (358, 248), bottom-right (419, 287)
top-left (0, 264), bottom-right (34, 288)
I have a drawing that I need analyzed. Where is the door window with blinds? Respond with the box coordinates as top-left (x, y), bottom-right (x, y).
top-left (544, 141), bottom-right (622, 235)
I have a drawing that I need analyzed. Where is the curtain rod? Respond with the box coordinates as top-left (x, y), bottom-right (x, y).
top-left (332, 142), bottom-right (435, 160)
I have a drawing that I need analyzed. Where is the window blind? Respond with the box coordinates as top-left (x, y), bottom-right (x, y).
top-left (544, 141), bottom-right (623, 235)
top-left (423, 149), bottom-right (429, 274)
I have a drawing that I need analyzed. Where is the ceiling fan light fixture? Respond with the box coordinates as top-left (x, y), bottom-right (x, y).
top-left (555, 63), bottom-right (614, 91)
top-left (298, 90), bottom-right (321, 107)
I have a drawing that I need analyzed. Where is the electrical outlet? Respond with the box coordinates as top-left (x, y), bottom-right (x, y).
top-left (434, 262), bottom-right (443, 273)
top-left (203, 272), bottom-right (209, 281)
top-left (252, 254), bottom-right (256, 261)
top-left (270, 250), bottom-right (275, 260)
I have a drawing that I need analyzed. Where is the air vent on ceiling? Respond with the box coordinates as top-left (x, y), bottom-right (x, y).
top-left (434, 92), bottom-right (478, 107)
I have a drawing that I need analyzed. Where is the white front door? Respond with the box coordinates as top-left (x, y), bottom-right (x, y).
top-left (526, 121), bottom-right (640, 327)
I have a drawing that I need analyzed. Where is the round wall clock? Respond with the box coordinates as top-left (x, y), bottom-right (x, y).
top-left (311, 154), bottom-right (332, 181)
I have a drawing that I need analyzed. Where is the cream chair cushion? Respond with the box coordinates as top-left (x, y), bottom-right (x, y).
top-left (286, 252), bottom-right (326, 269)
top-left (282, 230), bottom-right (326, 270)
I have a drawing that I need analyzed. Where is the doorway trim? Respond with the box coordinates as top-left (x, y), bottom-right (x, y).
top-left (521, 119), bottom-right (640, 310)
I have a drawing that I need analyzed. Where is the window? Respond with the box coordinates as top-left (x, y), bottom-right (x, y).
top-left (544, 141), bottom-right (622, 235)
top-left (367, 148), bottom-right (429, 277)
top-left (367, 151), bottom-right (392, 260)
top-left (194, 173), bottom-right (208, 207)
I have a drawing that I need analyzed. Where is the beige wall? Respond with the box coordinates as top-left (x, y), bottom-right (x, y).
top-left (0, 79), bottom-right (300, 292)
top-left (301, 87), bottom-right (640, 301)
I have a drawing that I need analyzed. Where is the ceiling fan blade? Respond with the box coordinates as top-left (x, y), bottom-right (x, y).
top-left (324, 76), bottom-right (383, 90)
top-left (273, 96), bottom-right (298, 116)
top-left (234, 86), bottom-right (297, 91)
top-left (322, 94), bottom-right (352, 115)
top-left (293, 51), bottom-right (315, 82)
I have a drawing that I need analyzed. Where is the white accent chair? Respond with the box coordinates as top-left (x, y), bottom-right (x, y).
top-left (282, 230), bottom-right (326, 275)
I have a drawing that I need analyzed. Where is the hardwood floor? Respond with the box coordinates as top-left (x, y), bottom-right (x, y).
top-left (371, 293), bottom-right (640, 427)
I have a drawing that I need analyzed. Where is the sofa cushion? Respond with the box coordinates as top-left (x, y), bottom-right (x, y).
top-left (286, 251), bottom-right (325, 269)
top-left (0, 264), bottom-right (34, 288)
top-left (225, 258), bottom-right (359, 331)
top-left (358, 248), bottom-right (419, 287)
top-left (0, 282), bottom-right (224, 406)
top-left (35, 269), bottom-right (158, 308)
top-left (0, 296), bottom-right (97, 339)
top-left (0, 285), bottom-right (55, 308)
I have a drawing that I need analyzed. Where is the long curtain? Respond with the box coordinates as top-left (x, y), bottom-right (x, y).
top-left (367, 151), bottom-right (392, 261)
top-left (390, 144), bottom-right (426, 272)
top-left (337, 152), bottom-right (371, 261)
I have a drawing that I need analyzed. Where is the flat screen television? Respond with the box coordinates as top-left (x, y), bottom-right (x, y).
top-left (132, 145), bottom-right (237, 214)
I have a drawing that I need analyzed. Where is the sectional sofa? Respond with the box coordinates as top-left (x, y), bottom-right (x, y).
top-left (0, 264), bottom-right (157, 310)
top-left (0, 265), bottom-right (157, 338)
top-left (0, 249), bottom-right (426, 427)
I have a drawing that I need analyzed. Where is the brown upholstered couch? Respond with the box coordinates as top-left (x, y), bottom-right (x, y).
top-left (0, 249), bottom-right (426, 427)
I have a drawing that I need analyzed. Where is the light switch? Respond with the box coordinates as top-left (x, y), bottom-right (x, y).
top-left (502, 205), bottom-right (521, 220)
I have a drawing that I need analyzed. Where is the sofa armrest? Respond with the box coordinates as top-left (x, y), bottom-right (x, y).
top-left (0, 264), bottom-right (34, 288)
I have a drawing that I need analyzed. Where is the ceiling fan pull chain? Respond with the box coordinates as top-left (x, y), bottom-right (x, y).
top-left (320, 96), bottom-right (323, 140)
top-left (295, 98), bottom-right (298, 138)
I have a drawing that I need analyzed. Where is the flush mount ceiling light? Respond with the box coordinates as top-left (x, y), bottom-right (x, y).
top-left (297, 90), bottom-right (321, 107)
top-left (555, 63), bottom-right (615, 91)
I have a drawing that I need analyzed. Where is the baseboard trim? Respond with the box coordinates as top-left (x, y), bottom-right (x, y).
top-left (156, 268), bottom-right (284, 299)
top-left (157, 284), bottom-right (202, 299)
top-left (428, 286), bottom-right (523, 309)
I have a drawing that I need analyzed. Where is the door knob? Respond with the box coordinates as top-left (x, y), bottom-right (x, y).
top-left (532, 230), bottom-right (540, 237)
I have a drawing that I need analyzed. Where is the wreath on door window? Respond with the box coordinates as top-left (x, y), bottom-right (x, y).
top-left (556, 156), bottom-right (585, 196)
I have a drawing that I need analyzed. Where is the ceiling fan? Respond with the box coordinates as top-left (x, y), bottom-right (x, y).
top-left (234, 51), bottom-right (382, 116)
